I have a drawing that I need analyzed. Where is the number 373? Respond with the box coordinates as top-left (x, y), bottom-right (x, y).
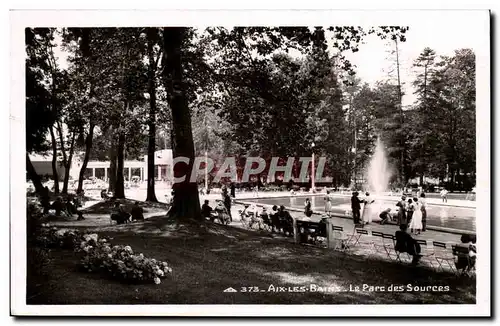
top-left (240, 287), bottom-right (260, 292)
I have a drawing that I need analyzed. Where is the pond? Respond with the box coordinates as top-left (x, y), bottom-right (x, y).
top-left (244, 195), bottom-right (476, 232)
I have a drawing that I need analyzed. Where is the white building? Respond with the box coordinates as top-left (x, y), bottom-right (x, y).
top-left (30, 149), bottom-right (174, 182)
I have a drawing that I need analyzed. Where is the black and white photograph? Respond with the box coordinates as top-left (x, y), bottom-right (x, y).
top-left (9, 9), bottom-right (491, 317)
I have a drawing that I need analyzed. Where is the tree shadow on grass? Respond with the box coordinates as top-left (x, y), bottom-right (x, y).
top-left (28, 222), bottom-right (476, 305)
top-left (81, 199), bottom-right (169, 215)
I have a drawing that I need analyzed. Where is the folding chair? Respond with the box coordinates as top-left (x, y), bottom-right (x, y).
top-left (347, 228), bottom-right (368, 248)
top-left (331, 225), bottom-right (350, 252)
top-left (415, 239), bottom-right (436, 268)
top-left (382, 233), bottom-right (400, 262)
top-left (371, 231), bottom-right (389, 259)
top-left (433, 241), bottom-right (456, 273)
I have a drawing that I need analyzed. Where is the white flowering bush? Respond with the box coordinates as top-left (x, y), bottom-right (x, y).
top-left (33, 224), bottom-right (172, 285)
top-left (80, 243), bottom-right (172, 284)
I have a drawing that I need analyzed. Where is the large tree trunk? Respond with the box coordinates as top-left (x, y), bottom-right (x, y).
top-left (77, 122), bottom-right (95, 193)
top-left (49, 126), bottom-right (60, 194)
top-left (146, 28), bottom-right (158, 202)
top-left (26, 152), bottom-right (44, 193)
top-left (62, 132), bottom-right (76, 194)
top-left (114, 131), bottom-right (126, 199)
top-left (108, 130), bottom-right (117, 193)
top-left (162, 27), bottom-right (201, 221)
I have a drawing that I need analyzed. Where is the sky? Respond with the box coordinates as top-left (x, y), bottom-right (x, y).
top-left (343, 24), bottom-right (478, 107)
top-left (53, 24), bottom-right (477, 108)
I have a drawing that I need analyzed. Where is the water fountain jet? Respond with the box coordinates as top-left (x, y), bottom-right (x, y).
top-left (363, 138), bottom-right (393, 221)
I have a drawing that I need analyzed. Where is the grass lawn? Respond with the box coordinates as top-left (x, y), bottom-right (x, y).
top-left (27, 215), bottom-right (476, 305)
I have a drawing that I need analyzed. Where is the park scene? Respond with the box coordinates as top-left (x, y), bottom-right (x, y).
top-left (23, 25), bottom-right (477, 307)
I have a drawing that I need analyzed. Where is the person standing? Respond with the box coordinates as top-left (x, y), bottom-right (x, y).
top-left (395, 195), bottom-right (407, 225)
top-left (351, 192), bottom-right (363, 225)
top-left (420, 192), bottom-right (427, 231)
top-left (222, 189), bottom-right (232, 222)
top-left (440, 188), bottom-right (448, 203)
top-left (304, 198), bottom-right (313, 218)
top-left (324, 190), bottom-right (332, 217)
top-left (361, 192), bottom-right (376, 224)
top-left (409, 197), bottom-right (423, 234)
top-left (230, 182), bottom-right (236, 198)
top-left (406, 198), bottom-right (415, 224)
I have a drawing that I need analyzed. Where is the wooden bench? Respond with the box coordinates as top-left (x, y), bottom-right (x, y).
top-left (295, 220), bottom-right (327, 244)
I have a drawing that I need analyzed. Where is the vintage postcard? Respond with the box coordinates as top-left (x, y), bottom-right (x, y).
top-left (10, 9), bottom-right (491, 317)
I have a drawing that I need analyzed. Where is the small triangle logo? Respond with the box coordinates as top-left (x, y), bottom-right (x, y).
top-left (223, 287), bottom-right (238, 293)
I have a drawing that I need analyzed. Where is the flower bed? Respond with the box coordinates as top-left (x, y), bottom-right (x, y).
top-left (34, 224), bottom-right (172, 284)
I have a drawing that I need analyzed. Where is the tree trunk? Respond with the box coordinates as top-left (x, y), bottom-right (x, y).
top-left (26, 152), bottom-right (44, 193)
top-left (108, 130), bottom-right (117, 193)
top-left (77, 122), bottom-right (95, 193)
top-left (62, 132), bottom-right (76, 194)
top-left (114, 131), bottom-right (126, 199)
top-left (49, 126), bottom-right (60, 194)
top-left (146, 28), bottom-right (158, 202)
top-left (162, 27), bottom-right (201, 220)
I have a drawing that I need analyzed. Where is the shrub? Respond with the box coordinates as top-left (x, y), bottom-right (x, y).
top-left (26, 197), bottom-right (173, 285)
top-left (27, 246), bottom-right (51, 277)
top-left (80, 242), bottom-right (172, 284)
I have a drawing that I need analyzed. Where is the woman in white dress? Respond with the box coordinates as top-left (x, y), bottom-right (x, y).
top-left (409, 197), bottom-right (423, 234)
top-left (361, 192), bottom-right (375, 224)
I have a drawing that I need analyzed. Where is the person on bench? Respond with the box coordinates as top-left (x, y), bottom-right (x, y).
top-left (455, 234), bottom-right (477, 272)
top-left (101, 189), bottom-right (110, 200)
top-left (66, 197), bottom-right (78, 215)
top-left (51, 197), bottom-right (65, 216)
top-left (201, 200), bottom-right (214, 222)
top-left (395, 224), bottom-right (422, 265)
top-left (110, 202), bottom-right (130, 225)
top-left (76, 211), bottom-right (85, 221)
top-left (279, 205), bottom-right (294, 236)
top-left (40, 186), bottom-right (51, 214)
top-left (131, 201), bottom-right (144, 221)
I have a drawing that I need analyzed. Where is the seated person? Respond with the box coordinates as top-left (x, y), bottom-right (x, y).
top-left (455, 234), bottom-right (477, 271)
top-left (73, 195), bottom-right (82, 208)
top-left (395, 224), bottom-right (422, 265)
top-left (130, 202), bottom-right (144, 221)
top-left (278, 205), bottom-right (294, 236)
top-left (201, 200), bottom-right (214, 221)
top-left (66, 197), bottom-right (78, 215)
top-left (76, 211), bottom-right (85, 221)
top-left (268, 205), bottom-right (281, 233)
top-left (110, 202), bottom-right (130, 225)
top-left (214, 200), bottom-right (229, 224)
top-left (248, 204), bottom-right (263, 229)
top-left (50, 197), bottom-right (65, 216)
top-left (379, 208), bottom-right (392, 225)
top-left (40, 186), bottom-right (51, 214)
top-left (101, 189), bottom-right (110, 200)
top-left (260, 207), bottom-right (272, 226)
